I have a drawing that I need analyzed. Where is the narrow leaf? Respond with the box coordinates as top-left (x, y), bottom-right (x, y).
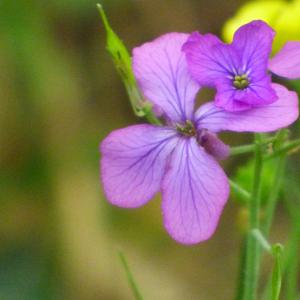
top-left (118, 250), bottom-right (144, 300)
top-left (271, 244), bottom-right (283, 300)
top-left (96, 3), bottom-right (160, 124)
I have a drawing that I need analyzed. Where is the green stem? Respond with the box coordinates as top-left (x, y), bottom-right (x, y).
top-left (284, 220), bottom-right (300, 300)
top-left (231, 137), bottom-right (300, 159)
top-left (252, 229), bottom-right (271, 253)
top-left (242, 134), bottom-right (264, 300)
top-left (283, 193), bottom-right (300, 300)
top-left (262, 199), bottom-right (300, 300)
top-left (230, 136), bottom-right (276, 156)
top-left (264, 138), bottom-right (300, 160)
top-left (262, 156), bottom-right (286, 235)
top-left (96, 3), bottom-right (161, 125)
top-left (271, 244), bottom-right (284, 300)
top-left (118, 250), bottom-right (144, 300)
top-left (235, 238), bottom-right (247, 300)
top-left (229, 179), bottom-right (251, 203)
top-left (230, 144), bottom-right (256, 155)
top-left (251, 229), bottom-right (284, 300)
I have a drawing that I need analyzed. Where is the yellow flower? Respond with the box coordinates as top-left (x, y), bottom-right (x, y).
top-left (223, 0), bottom-right (300, 51)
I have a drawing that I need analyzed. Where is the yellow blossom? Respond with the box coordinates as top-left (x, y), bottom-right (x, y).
top-left (223, 0), bottom-right (300, 52)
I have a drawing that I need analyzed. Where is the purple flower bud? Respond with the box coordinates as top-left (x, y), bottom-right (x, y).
top-left (198, 129), bottom-right (230, 160)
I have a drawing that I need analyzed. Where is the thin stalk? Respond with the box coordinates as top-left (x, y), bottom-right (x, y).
top-left (271, 244), bottom-right (284, 300)
top-left (242, 134), bottom-right (264, 300)
top-left (283, 193), bottom-right (300, 300)
top-left (262, 224), bottom-right (300, 300)
top-left (262, 156), bottom-right (286, 235)
top-left (265, 138), bottom-right (300, 160)
top-left (251, 230), bottom-right (284, 300)
top-left (118, 250), bottom-right (144, 300)
top-left (260, 156), bottom-right (285, 300)
top-left (230, 144), bottom-right (256, 155)
top-left (230, 136), bottom-right (277, 156)
top-left (252, 229), bottom-right (271, 253)
top-left (284, 220), bottom-right (300, 300)
top-left (262, 198), bottom-right (300, 300)
top-left (229, 179), bottom-right (251, 203)
top-left (96, 3), bottom-right (161, 125)
top-left (235, 238), bottom-right (247, 300)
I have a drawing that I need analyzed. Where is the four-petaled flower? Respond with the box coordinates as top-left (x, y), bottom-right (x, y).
top-left (100, 33), bottom-right (298, 244)
top-left (183, 20), bottom-right (300, 111)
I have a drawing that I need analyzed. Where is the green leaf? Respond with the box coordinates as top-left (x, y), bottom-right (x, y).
top-left (231, 158), bottom-right (277, 205)
top-left (271, 244), bottom-right (283, 300)
top-left (96, 3), bottom-right (160, 124)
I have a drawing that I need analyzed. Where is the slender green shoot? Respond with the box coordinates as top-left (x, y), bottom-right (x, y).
top-left (243, 134), bottom-right (264, 300)
top-left (96, 3), bottom-right (160, 125)
top-left (252, 229), bottom-right (271, 253)
top-left (118, 250), bottom-right (144, 300)
top-left (230, 144), bottom-right (256, 155)
top-left (230, 136), bottom-right (276, 156)
top-left (252, 230), bottom-right (284, 300)
top-left (229, 179), bottom-right (251, 203)
top-left (264, 138), bottom-right (300, 160)
top-left (271, 244), bottom-right (284, 300)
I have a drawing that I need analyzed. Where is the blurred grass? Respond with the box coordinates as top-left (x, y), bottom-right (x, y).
top-left (0, 0), bottom-right (299, 299)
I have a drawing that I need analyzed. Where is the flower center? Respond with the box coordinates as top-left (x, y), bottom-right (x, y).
top-left (233, 74), bottom-right (249, 90)
top-left (176, 120), bottom-right (196, 137)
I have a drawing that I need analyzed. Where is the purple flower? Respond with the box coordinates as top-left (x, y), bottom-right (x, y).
top-left (183, 20), bottom-right (300, 112)
top-left (100, 33), bottom-right (298, 244)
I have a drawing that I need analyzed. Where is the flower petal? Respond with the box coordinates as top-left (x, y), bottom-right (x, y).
top-left (133, 33), bottom-right (200, 122)
top-left (183, 22), bottom-right (277, 111)
top-left (183, 32), bottom-right (239, 86)
top-left (100, 125), bottom-right (178, 208)
top-left (161, 138), bottom-right (229, 244)
top-left (269, 41), bottom-right (300, 79)
top-left (214, 75), bottom-right (277, 112)
top-left (232, 20), bottom-right (275, 77)
top-left (195, 83), bottom-right (299, 133)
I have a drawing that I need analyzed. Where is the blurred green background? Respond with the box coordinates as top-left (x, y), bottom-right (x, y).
top-left (1, 0), bottom-right (300, 299)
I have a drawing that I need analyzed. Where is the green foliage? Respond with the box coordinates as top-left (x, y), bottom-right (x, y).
top-left (231, 159), bottom-right (277, 205)
top-left (271, 244), bottom-right (283, 300)
top-left (97, 4), bottom-right (160, 124)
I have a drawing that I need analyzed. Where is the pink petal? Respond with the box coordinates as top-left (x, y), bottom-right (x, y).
top-left (133, 33), bottom-right (200, 122)
top-left (100, 125), bottom-right (178, 208)
top-left (232, 20), bottom-right (275, 78)
top-left (183, 32), bottom-right (237, 87)
top-left (269, 41), bottom-right (300, 79)
top-left (161, 138), bottom-right (229, 245)
top-left (214, 76), bottom-right (277, 112)
top-left (195, 83), bottom-right (299, 133)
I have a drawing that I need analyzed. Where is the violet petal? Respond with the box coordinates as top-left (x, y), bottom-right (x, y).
top-left (161, 137), bottom-right (229, 244)
top-left (232, 20), bottom-right (275, 77)
top-left (195, 83), bottom-right (299, 133)
top-left (269, 41), bottom-right (300, 79)
top-left (100, 124), bottom-right (178, 208)
top-left (133, 33), bottom-right (200, 123)
top-left (183, 32), bottom-right (237, 87)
